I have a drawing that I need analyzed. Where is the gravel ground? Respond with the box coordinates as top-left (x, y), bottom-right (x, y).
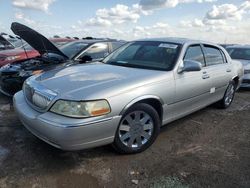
top-left (0, 90), bottom-right (249, 188)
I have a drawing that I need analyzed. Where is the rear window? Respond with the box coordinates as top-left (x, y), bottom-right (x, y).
top-left (227, 48), bottom-right (250, 60)
top-left (204, 45), bottom-right (224, 66)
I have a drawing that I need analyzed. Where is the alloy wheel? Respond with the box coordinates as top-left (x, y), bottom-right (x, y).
top-left (118, 110), bottom-right (154, 148)
top-left (224, 84), bottom-right (235, 106)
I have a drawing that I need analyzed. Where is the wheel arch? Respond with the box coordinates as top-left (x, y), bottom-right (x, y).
top-left (119, 95), bottom-right (164, 121)
top-left (232, 75), bottom-right (240, 89)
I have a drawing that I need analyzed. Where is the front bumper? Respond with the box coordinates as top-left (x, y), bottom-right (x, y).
top-left (13, 91), bottom-right (121, 151)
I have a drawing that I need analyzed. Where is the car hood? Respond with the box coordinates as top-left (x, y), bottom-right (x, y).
top-left (36, 62), bottom-right (167, 100)
top-left (0, 35), bottom-right (14, 49)
top-left (11, 22), bottom-right (68, 59)
top-left (0, 48), bottom-right (33, 57)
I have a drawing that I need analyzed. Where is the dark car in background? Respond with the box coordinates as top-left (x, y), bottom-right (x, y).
top-left (0, 35), bottom-right (15, 51)
top-left (226, 45), bottom-right (250, 88)
top-left (0, 22), bottom-right (126, 96)
top-left (49, 37), bottom-right (76, 47)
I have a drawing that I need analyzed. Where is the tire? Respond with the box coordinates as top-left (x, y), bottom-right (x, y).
top-left (112, 103), bottom-right (161, 154)
top-left (216, 80), bottom-right (236, 109)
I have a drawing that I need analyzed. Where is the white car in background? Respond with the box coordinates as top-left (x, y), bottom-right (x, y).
top-left (226, 45), bottom-right (250, 88)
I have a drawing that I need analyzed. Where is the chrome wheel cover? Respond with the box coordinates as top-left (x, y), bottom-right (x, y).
top-left (118, 111), bottom-right (154, 148)
top-left (225, 84), bottom-right (235, 106)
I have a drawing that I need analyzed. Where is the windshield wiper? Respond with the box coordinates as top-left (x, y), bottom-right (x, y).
top-left (107, 61), bottom-right (139, 68)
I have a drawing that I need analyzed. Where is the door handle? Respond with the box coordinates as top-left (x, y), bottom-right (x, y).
top-left (202, 74), bottom-right (210, 79)
top-left (226, 69), bottom-right (231, 73)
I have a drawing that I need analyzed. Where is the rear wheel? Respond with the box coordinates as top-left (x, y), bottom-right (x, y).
top-left (216, 81), bottom-right (236, 109)
top-left (113, 103), bottom-right (160, 154)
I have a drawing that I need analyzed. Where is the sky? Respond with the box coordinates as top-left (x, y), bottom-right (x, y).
top-left (0, 0), bottom-right (249, 44)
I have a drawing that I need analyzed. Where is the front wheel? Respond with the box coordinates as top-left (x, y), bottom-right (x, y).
top-left (112, 103), bottom-right (161, 154)
top-left (216, 81), bottom-right (236, 109)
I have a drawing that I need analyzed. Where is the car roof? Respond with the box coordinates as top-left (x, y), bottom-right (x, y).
top-left (67, 39), bottom-right (125, 45)
top-left (135, 37), bottom-right (218, 46)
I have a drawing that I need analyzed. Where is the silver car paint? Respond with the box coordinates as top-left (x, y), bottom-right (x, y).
top-left (226, 45), bottom-right (250, 88)
top-left (237, 60), bottom-right (250, 88)
top-left (14, 39), bottom-right (244, 150)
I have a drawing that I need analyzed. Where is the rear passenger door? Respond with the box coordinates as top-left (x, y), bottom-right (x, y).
top-left (202, 44), bottom-right (231, 99)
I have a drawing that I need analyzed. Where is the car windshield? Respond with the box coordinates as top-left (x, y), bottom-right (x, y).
top-left (227, 48), bottom-right (250, 60)
top-left (60, 41), bottom-right (89, 59)
top-left (22, 43), bottom-right (34, 50)
top-left (103, 41), bottom-right (181, 71)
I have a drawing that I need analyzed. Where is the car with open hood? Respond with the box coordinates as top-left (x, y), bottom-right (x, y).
top-left (0, 22), bottom-right (126, 96)
top-left (226, 45), bottom-right (250, 88)
top-left (0, 36), bottom-right (76, 68)
top-left (13, 38), bottom-right (243, 154)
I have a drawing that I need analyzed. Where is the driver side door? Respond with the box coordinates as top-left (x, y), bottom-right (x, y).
top-left (170, 44), bottom-right (212, 119)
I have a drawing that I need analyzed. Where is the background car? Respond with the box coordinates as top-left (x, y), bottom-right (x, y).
top-left (226, 45), bottom-right (250, 88)
top-left (49, 37), bottom-right (76, 47)
top-left (0, 38), bottom-right (76, 68)
top-left (13, 38), bottom-right (243, 154)
top-left (0, 34), bottom-right (15, 51)
top-left (0, 22), bottom-right (126, 96)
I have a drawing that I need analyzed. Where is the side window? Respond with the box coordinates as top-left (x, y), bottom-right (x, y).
top-left (81, 43), bottom-right (109, 60)
top-left (184, 45), bottom-right (205, 66)
top-left (111, 42), bottom-right (124, 51)
top-left (204, 45), bottom-right (224, 66)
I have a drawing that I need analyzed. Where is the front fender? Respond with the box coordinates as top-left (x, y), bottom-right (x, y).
top-left (119, 95), bottom-right (164, 116)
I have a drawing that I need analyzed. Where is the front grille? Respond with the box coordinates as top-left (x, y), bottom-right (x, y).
top-left (24, 83), bottom-right (33, 102)
top-left (32, 91), bottom-right (51, 109)
top-left (23, 81), bottom-right (57, 110)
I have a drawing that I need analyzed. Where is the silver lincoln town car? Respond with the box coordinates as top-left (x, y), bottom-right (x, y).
top-left (14, 38), bottom-right (244, 154)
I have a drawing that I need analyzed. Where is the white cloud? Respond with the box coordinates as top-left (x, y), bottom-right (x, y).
top-left (12, 0), bottom-right (55, 13)
top-left (15, 12), bottom-right (35, 25)
top-left (86, 17), bottom-right (112, 27)
top-left (85, 4), bottom-right (151, 27)
top-left (205, 1), bottom-right (250, 20)
top-left (13, 11), bottom-right (63, 37)
top-left (139, 0), bottom-right (217, 10)
top-left (132, 22), bottom-right (174, 38)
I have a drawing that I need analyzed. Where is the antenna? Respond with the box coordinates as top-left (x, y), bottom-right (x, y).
top-left (18, 36), bottom-right (28, 59)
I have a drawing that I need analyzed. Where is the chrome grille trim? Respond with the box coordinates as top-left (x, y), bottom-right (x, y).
top-left (23, 79), bottom-right (57, 111)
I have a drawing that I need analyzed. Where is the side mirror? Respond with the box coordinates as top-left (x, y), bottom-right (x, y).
top-left (179, 60), bottom-right (202, 73)
top-left (79, 55), bottom-right (92, 63)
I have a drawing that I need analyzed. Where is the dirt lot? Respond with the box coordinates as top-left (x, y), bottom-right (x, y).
top-left (0, 91), bottom-right (249, 188)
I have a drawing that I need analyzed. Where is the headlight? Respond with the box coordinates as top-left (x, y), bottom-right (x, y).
top-left (5, 55), bottom-right (20, 61)
top-left (50, 99), bottom-right (111, 118)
